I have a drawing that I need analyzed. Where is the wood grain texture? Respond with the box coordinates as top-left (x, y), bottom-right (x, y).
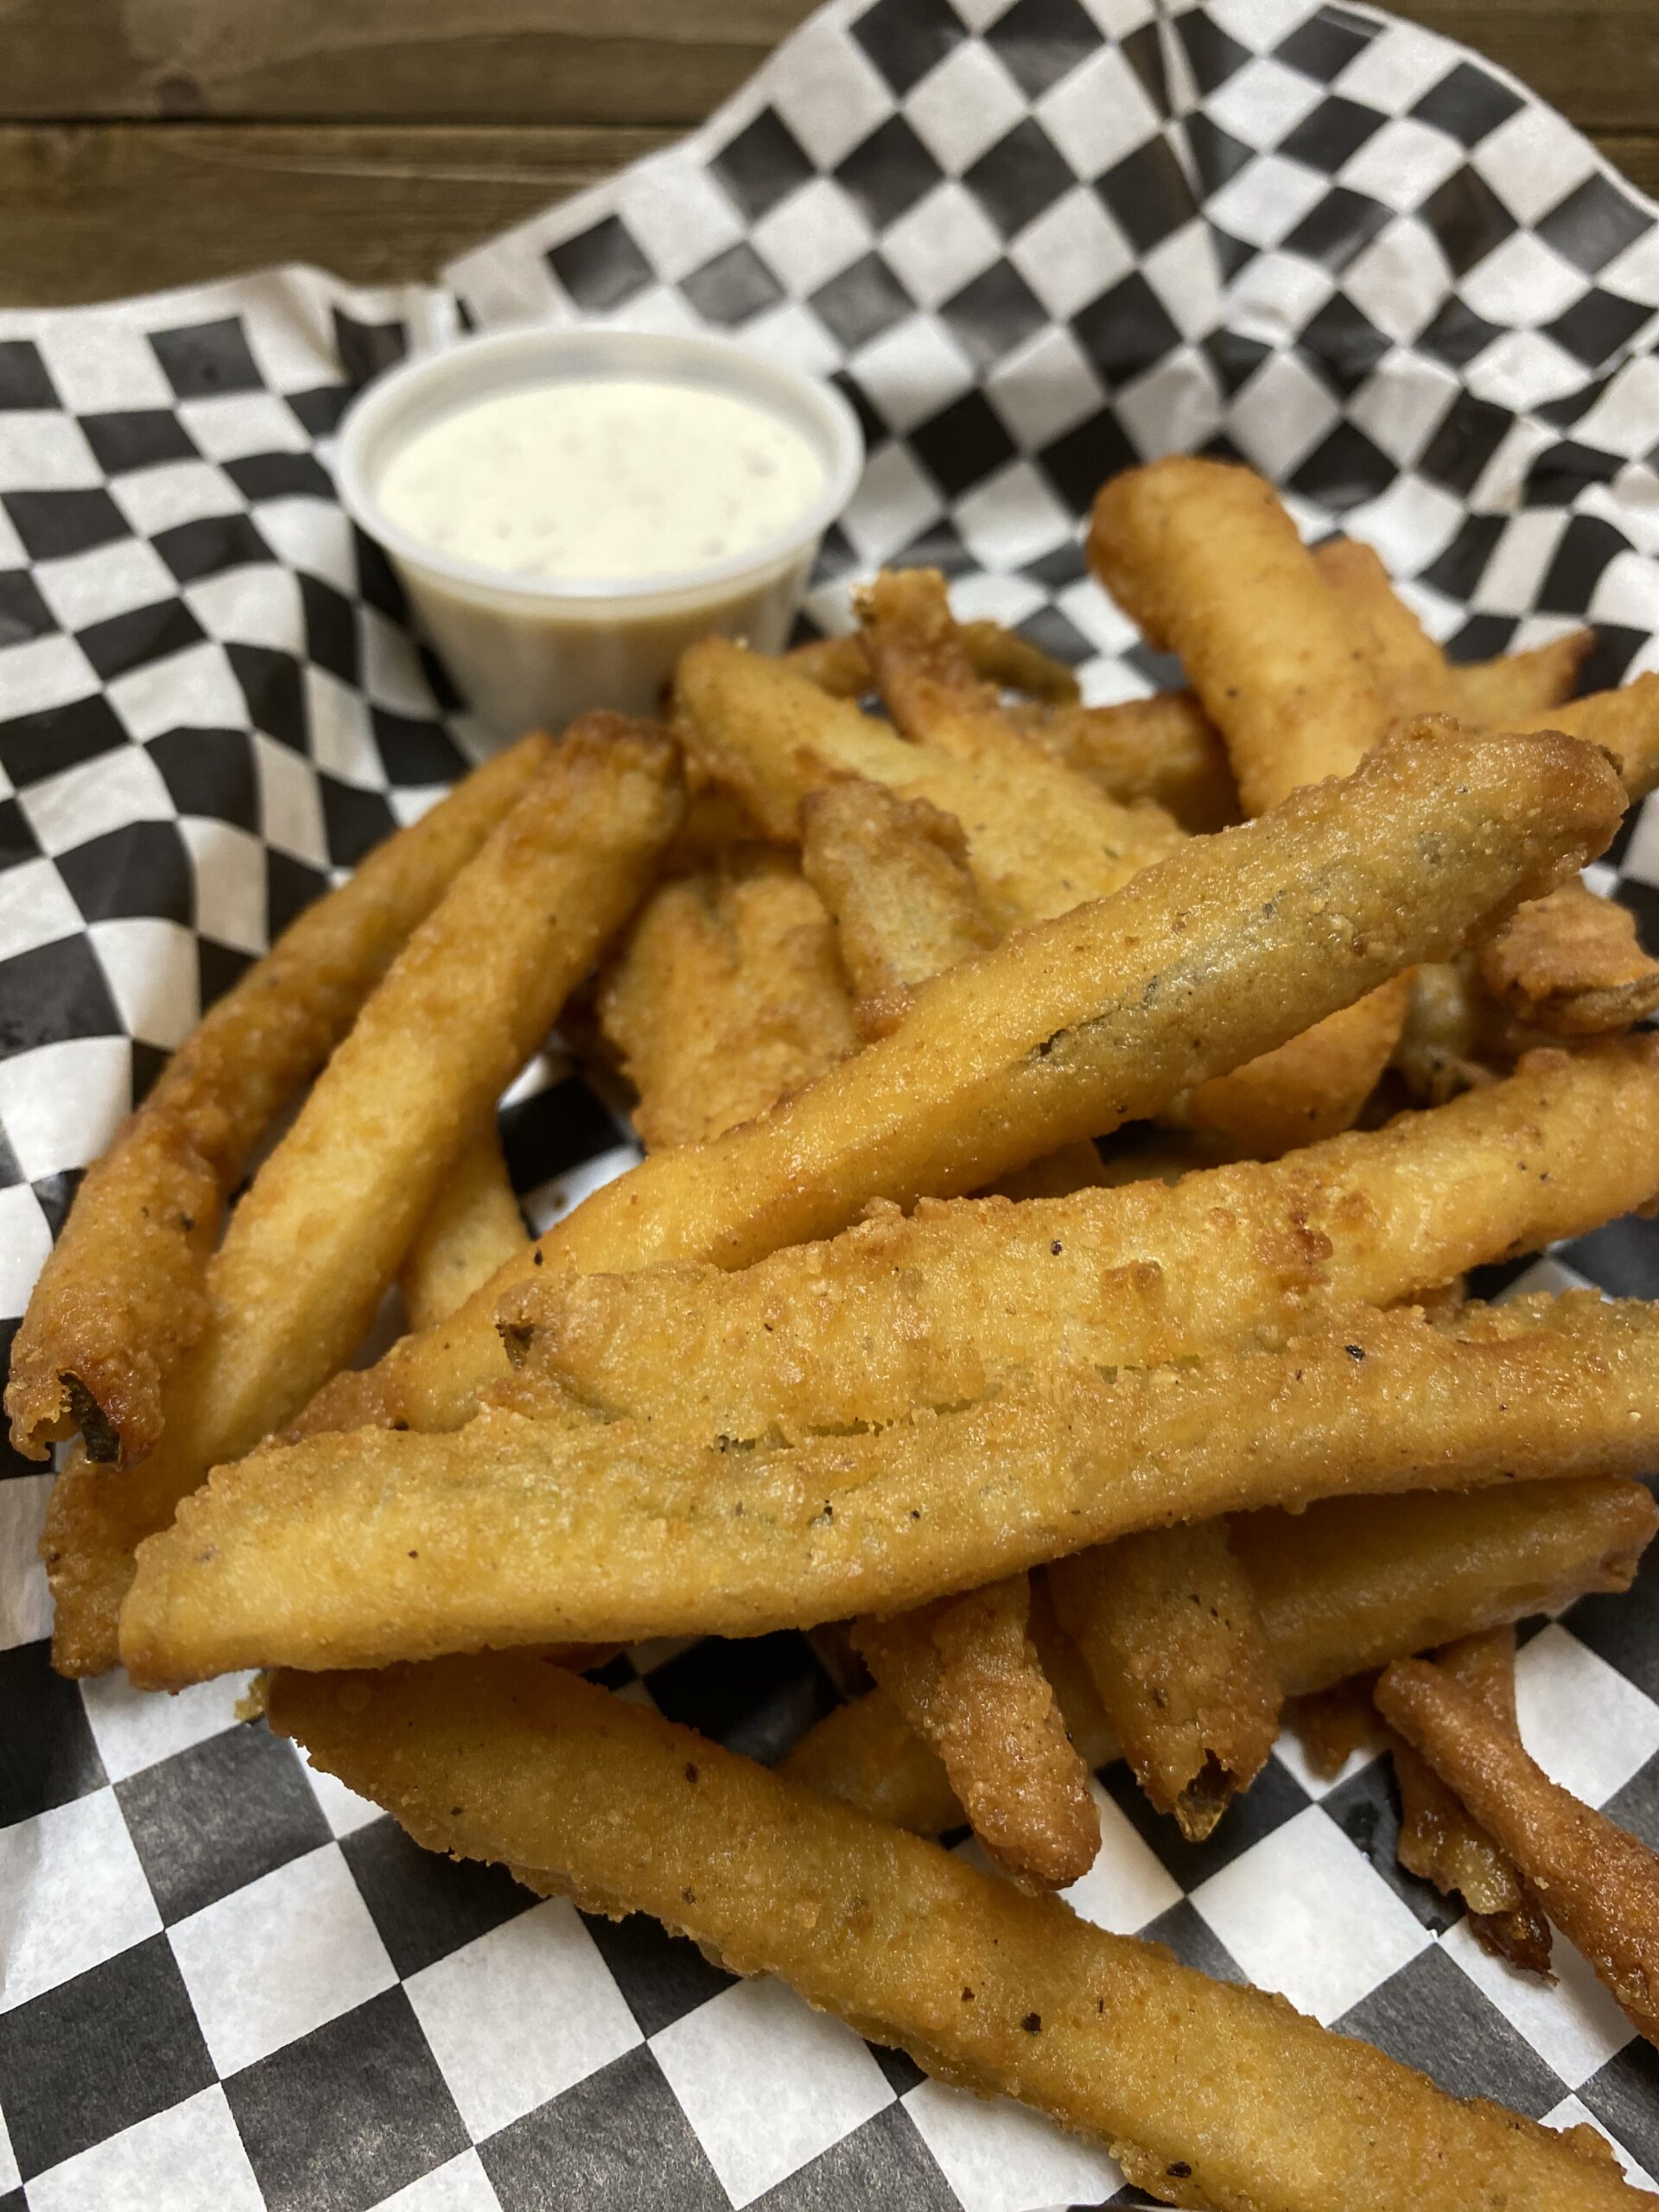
top-left (0, 124), bottom-right (672, 302)
top-left (0, 0), bottom-right (1650, 130)
top-left (0, 0), bottom-right (819, 124)
top-left (0, 3), bottom-right (1651, 307)
top-left (1385, 0), bottom-right (1659, 133)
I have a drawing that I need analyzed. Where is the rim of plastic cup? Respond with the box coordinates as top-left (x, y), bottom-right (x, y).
top-left (335, 323), bottom-right (865, 608)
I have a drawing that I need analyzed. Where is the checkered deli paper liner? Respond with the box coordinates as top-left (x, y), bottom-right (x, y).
top-left (3, 0), bottom-right (1659, 2204)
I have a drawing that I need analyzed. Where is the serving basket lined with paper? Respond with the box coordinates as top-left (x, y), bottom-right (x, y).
top-left (4, 3), bottom-right (1659, 2207)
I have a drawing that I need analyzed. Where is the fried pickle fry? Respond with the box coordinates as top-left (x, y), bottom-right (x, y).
top-left (1087, 482), bottom-right (1424, 1147)
top-left (4, 731), bottom-right (552, 1468)
top-left (1478, 880), bottom-right (1659, 1038)
top-left (268, 1657), bottom-right (1649, 2210)
top-left (598, 851), bottom-right (859, 1149)
top-left (1051, 1522), bottom-right (1281, 1840)
top-left (787, 1478), bottom-right (1656, 1835)
top-left (1086, 475), bottom-right (1532, 1148)
top-left (661, 779), bottom-right (768, 873)
top-left (1393, 958), bottom-right (1491, 1104)
top-left (1234, 1477), bottom-right (1652, 1690)
top-left (48, 718), bottom-right (684, 1677)
top-left (798, 780), bottom-right (996, 1036)
top-left (1514, 676), bottom-right (1659, 800)
top-left (1391, 1625), bottom-right (1553, 1974)
top-left (123, 1294), bottom-right (1659, 1685)
top-left (1174, 978), bottom-right (1414, 1155)
top-left (1011, 690), bottom-right (1240, 834)
top-left (517, 1039), bottom-right (1659, 1441)
top-left (1447, 632), bottom-right (1594, 722)
top-left (1292, 1677), bottom-right (1386, 1781)
top-left (1089, 460), bottom-right (1396, 811)
top-left (1313, 538), bottom-right (1449, 702)
top-left (798, 766), bottom-right (1089, 1876)
top-left (398, 1122), bottom-right (528, 1333)
top-left (785, 619), bottom-right (1080, 707)
top-left (1305, 542), bottom-right (1588, 730)
top-left (1014, 547), bottom-right (1582, 835)
top-left (290, 718), bottom-right (1619, 1447)
top-left (854, 1574), bottom-right (1099, 1889)
top-left (855, 567), bottom-right (1018, 756)
top-left (677, 636), bottom-right (1184, 927)
top-left (1379, 1654), bottom-right (1659, 2047)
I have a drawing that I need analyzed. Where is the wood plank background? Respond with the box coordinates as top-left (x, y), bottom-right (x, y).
top-left (0, 1), bottom-right (1652, 305)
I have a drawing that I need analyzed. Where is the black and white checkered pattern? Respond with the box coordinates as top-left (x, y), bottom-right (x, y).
top-left (4, 1), bottom-right (1659, 2203)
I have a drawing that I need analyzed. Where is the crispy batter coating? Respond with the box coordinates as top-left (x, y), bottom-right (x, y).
top-left (398, 1123), bottom-right (528, 1334)
top-left (677, 635), bottom-right (1184, 927)
top-left (855, 568), bottom-right (1013, 752)
top-left (1478, 880), bottom-right (1659, 1037)
top-left (1014, 692), bottom-right (1240, 833)
top-left (516, 1040), bottom-right (1659, 1440)
top-left (660, 779), bottom-right (769, 873)
top-left (1391, 1625), bottom-right (1553, 1975)
top-left (268, 1657), bottom-right (1647, 2210)
top-left (1305, 543), bottom-right (1587, 728)
top-left (854, 1574), bottom-right (1099, 1889)
top-left (1013, 545), bottom-right (1584, 835)
top-left (798, 780), bottom-right (996, 1035)
top-left (3, 731), bottom-right (551, 1468)
top-left (785, 619), bottom-right (1080, 707)
top-left (1291, 1677), bottom-right (1385, 1781)
top-left (598, 852), bottom-right (858, 1149)
top-left (1090, 458), bottom-right (1395, 816)
top-left (47, 718), bottom-right (684, 1677)
top-left (1052, 1523), bottom-right (1281, 1841)
top-left (789, 582), bottom-right (1583, 820)
top-left (1394, 958), bottom-right (1491, 1105)
top-left (1379, 1654), bottom-right (1659, 2047)
top-left (1235, 1478), bottom-right (1656, 1691)
top-left (1088, 494), bottom-right (1427, 1148)
top-left (1445, 632), bottom-right (1593, 722)
top-left (787, 1478), bottom-right (1657, 1835)
top-left (1315, 538), bottom-right (1448, 703)
top-left (289, 718), bottom-right (1620, 1446)
top-left (1088, 480), bottom-right (1606, 1147)
top-left (1513, 676), bottom-right (1659, 801)
top-left (1173, 978), bottom-right (1414, 1155)
top-left (122, 1295), bottom-right (1659, 1684)
top-left (798, 760), bottom-right (1087, 1878)
top-left (984, 1139), bottom-right (1113, 1200)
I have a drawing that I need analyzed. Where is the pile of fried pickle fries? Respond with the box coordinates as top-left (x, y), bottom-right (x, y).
top-left (17, 454), bottom-right (1659, 2208)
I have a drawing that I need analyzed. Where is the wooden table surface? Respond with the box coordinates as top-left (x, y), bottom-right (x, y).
top-left (0, 2), bottom-right (1653, 307)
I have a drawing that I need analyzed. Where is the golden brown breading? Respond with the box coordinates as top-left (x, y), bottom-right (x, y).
top-left (47, 718), bottom-right (684, 1677)
top-left (123, 1295), bottom-right (1659, 1683)
top-left (514, 1041), bottom-right (1659, 1442)
top-left (4, 730), bottom-right (552, 1468)
top-left (1390, 1625), bottom-right (1552, 1975)
top-left (787, 1479), bottom-right (1657, 1835)
top-left (267, 1657), bottom-right (1646, 2210)
top-left (678, 633), bottom-right (1184, 929)
top-left (1052, 1522), bottom-right (1280, 1841)
top-left (798, 779), bottom-right (996, 1035)
top-left (598, 852), bottom-right (859, 1149)
top-left (1379, 1653), bottom-right (1659, 2047)
top-left (854, 1574), bottom-right (1099, 1889)
top-left (288, 717), bottom-right (1621, 1446)
top-left (1478, 880), bottom-right (1659, 1037)
top-left (398, 1123), bottom-right (528, 1334)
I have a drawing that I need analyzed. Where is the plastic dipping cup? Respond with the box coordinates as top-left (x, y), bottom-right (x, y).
top-left (336, 326), bottom-right (863, 735)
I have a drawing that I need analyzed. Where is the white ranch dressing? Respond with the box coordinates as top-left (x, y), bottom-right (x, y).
top-left (375, 376), bottom-right (826, 584)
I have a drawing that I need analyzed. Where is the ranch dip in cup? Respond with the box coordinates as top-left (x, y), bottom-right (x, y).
top-left (337, 326), bottom-right (863, 734)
